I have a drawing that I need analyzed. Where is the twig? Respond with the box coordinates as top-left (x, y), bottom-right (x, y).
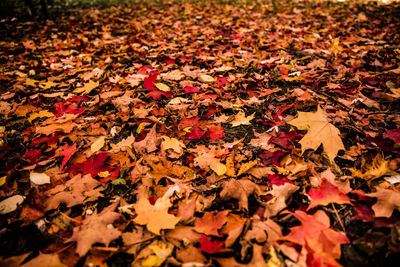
top-left (331, 209), bottom-right (352, 229)
top-left (331, 203), bottom-right (346, 232)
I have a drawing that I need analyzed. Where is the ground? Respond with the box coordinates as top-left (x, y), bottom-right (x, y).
top-left (0, 0), bottom-right (400, 266)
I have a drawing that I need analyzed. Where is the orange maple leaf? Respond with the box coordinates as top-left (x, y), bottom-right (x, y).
top-left (133, 196), bottom-right (180, 235)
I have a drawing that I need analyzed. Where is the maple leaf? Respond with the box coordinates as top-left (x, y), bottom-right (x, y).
top-left (68, 152), bottom-right (112, 177)
top-left (220, 213), bottom-right (246, 247)
top-left (134, 124), bottom-right (161, 154)
top-left (288, 105), bottom-right (345, 162)
top-left (282, 210), bottom-right (349, 259)
top-left (161, 136), bottom-right (186, 154)
top-left (73, 80), bottom-right (99, 95)
top-left (199, 235), bottom-right (225, 254)
top-left (194, 211), bottom-right (227, 236)
top-left (184, 86), bottom-right (200, 93)
top-left (264, 183), bottom-right (299, 217)
top-left (205, 124), bottom-right (225, 141)
top-left (110, 134), bottom-right (135, 153)
top-left (230, 111), bottom-right (255, 127)
top-left (367, 187), bottom-right (400, 218)
top-left (45, 174), bottom-right (103, 210)
top-left (21, 253), bottom-right (66, 267)
top-left (66, 200), bottom-right (121, 257)
top-left (133, 196), bottom-right (180, 235)
top-left (350, 153), bottom-right (396, 182)
top-left (54, 143), bottom-right (77, 170)
top-left (185, 126), bottom-right (204, 140)
top-left (220, 179), bottom-right (262, 211)
top-left (307, 179), bottom-right (351, 210)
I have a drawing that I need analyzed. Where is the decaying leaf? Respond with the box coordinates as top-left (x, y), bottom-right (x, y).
top-left (66, 200), bottom-right (121, 256)
top-left (45, 174), bottom-right (103, 210)
top-left (367, 187), bottom-right (400, 218)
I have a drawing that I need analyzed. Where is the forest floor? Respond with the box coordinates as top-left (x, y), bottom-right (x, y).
top-left (0, 0), bottom-right (400, 266)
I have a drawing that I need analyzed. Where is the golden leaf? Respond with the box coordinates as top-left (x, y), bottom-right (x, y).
top-left (133, 196), bottom-right (180, 235)
top-left (288, 106), bottom-right (344, 162)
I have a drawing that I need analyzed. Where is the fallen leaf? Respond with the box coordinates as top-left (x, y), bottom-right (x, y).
top-left (161, 136), bottom-right (185, 154)
top-left (367, 187), bottom-right (400, 218)
top-left (90, 136), bottom-right (106, 153)
top-left (0, 195), bottom-right (25, 214)
top-left (66, 200), bottom-right (121, 256)
top-left (194, 211), bottom-right (227, 236)
top-left (230, 111), bottom-right (255, 127)
top-left (55, 143), bottom-right (77, 170)
top-left (73, 80), bottom-right (99, 94)
top-left (155, 82), bottom-right (170, 92)
top-left (30, 172), bottom-right (51, 185)
top-left (220, 179), bottom-right (262, 211)
top-left (199, 74), bottom-right (215, 83)
top-left (133, 196), bottom-right (180, 235)
top-left (307, 179), bottom-right (351, 210)
top-left (288, 105), bottom-right (344, 162)
top-left (21, 253), bottom-right (67, 267)
top-left (45, 174), bottom-right (103, 210)
top-left (27, 110), bottom-right (54, 123)
top-left (199, 235), bottom-right (225, 254)
top-left (282, 210), bottom-right (349, 259)
top-left (210, 161), bottom-right (227, 176)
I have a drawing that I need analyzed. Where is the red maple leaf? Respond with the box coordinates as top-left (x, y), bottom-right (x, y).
top-left (185, 127), bottom-right (204, 140)
top-left (68, 152), bottom-right (112, 177)
top-left (199, 235), bottom-right (225, 254)
top-left (217, 77), bottom-right (228, 87)
top-left (307, 179), bottom-right (351, 210)
top-left (383, 129), bottom-right (400, 143)
top-left (53, 102), bottom-right (85, 117)
top-left (205, 124), bottom-right (225, 141)
top-left (260, 150), bottom-right (286, 166)
top-left (282, 210), bottom-right (349, 259)
top-left (184, 86), bottom-right (200, 93)
top-left (266, 174), bottom-right (293, 186)
top-left (147, 90), bottom-right (172, 100)
top-left (23, 148), bottom-right (42, 164)
top-left (178, 117), bottom-right (200, 130)
top-left (55, 143), bottom-right (77, 170)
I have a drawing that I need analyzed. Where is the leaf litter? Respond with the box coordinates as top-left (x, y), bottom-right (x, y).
top-left (0, 0), bottom-right (400, 266)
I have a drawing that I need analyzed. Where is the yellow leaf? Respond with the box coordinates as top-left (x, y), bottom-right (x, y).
top-left (288, 106), bottom-right (344, 162)
top-left (40, 80), bottom-right (58, 90)
top-left (182, 126), bottom-right (192, 133)
top-left (350, 154), bottom-right (396, 182)
top-left (329, 37), bottom-right (343, 55)
top-left (237, 160), bottom-right (258, 176)
top-left (210, 161), bottom-right (227, 176)
top-left (266, 245), bottom-right (283, 267)
top-left (230, 111), bottom-right (255, 127)
top-left (98, 171), bottom-right (110, 178)
top-left (0, 176), bottom-right (6, 187)
top-left (155, 83), bottom-right (170, 92)
top-left (90, 136), bottom-right (106, 153)
top-left (133, 197), bottom-right (180, 235)
top-left (73, 80), bottom-right (99, 94)
top-left (199, 74), bottom-right (215, 83)
top-left (225, 154), bottom-right (235, 177)
top-left (141, 241), bottom-right (174, 267)
top-left (25, 78), bottom-right (39, 87)
top-left (136, 122), bottom-right (146, 134)
top-left (27, 110), bottom-right (54, 123)
top-left (161, 136), bottom-right (186, 154)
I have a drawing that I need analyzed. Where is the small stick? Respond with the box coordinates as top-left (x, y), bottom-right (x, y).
top-left (331, 203), bottom-right (346, 232)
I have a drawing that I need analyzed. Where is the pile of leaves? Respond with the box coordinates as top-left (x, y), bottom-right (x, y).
top-left (1, 0), bottom-right (400, 266)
